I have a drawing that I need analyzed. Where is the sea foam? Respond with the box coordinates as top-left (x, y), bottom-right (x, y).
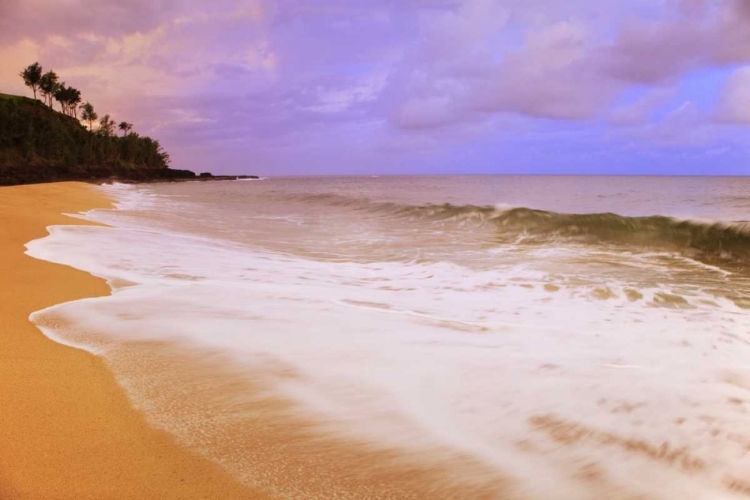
top-left (25, 182), bottom-right (750, 499)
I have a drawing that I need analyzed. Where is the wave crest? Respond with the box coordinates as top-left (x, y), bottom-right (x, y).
top-left (284, 193), bottom-right (750, 264)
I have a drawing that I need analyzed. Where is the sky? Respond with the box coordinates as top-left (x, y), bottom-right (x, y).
top-left (1, 0), bottom-right (749, 175)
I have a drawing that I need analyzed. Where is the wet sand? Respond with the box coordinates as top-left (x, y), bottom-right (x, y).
top-left (2, 183), bottom-right (519, 500)
top-left (0, 182), bottom-right (267, 499)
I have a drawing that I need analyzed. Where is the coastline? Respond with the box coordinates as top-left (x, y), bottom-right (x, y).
top-left (14, 179), bottom-right (745, 498)
top-left (11, 182), bottom-right (519, 499)
top-left (0, 182), bottom-right (267, 499)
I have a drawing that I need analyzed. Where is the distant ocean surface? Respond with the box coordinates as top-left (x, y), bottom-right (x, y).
top-left (27, 176), bottom-right (750, 499)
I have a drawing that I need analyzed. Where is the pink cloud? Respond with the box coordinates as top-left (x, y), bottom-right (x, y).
top-left (0, 0), bottom-right (182, 44)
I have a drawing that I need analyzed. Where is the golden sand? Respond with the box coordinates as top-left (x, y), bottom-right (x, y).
top-left (0, 182), bottom-right (267, 499)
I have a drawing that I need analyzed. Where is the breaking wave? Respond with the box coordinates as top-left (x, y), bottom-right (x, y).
top-left (284, 193), bottom-right (750, 264)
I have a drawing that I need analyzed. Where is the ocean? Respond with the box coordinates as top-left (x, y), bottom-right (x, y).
top-left (26, 176), bottom-right (750, 499)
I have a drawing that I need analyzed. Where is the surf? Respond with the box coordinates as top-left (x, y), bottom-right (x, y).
top-left (23, 178), bottom-right (750, 499)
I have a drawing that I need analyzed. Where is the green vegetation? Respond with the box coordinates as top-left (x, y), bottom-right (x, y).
top-left (80, 102), bottom-right (98, 131)
top-left (1, 62), bottom-right (195, 185)
top-left (54, 84), bottom-right (82, 118)
top-left (39, 70), bottom-right (60, 108)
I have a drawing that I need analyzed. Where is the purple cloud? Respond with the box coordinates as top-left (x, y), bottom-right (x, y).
top-left (390, 0), bottom-right (750, 131)
top-left (717, 66), bottom-right (750, 124)
top-left (0, 0), bottom-right (748, 174)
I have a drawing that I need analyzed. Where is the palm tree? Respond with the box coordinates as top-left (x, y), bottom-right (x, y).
top-left (53, 83), bottom-right (68, 114)
top-left (19, 62), bottom-right (43, 100)
top-left (81, 102), bottom-right (98, 131)
top-left (118, 122), bottom-right (133, 136)
top-left (98, 114), bottom-right (116, 137)
top-left (39, 71), bottom-right (59, 108)
top-left (66, 87), bottom-right (82, 118)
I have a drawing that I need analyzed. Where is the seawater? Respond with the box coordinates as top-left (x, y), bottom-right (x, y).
top-left (26, 176), bottom-right (750, 499)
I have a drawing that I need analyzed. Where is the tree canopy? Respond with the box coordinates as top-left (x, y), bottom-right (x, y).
top-left (119, 122), bottom-right (133, 136)
top-left (39, 71), bottom-right (59, 108)
top-left (98, 114), bottom-right (116, 137)
top-left (19, 63), bottom-right (43, 100)
top-left (54, 84), bottom-right (82, 118)
top-left (80, 102), bottom-right (98, 131)
top-left (0, 94), bottom-right (172, 174)
top-left (19, 62), bottom-right (134, 138)
top-left (4, 62), bottom-right (176, 176)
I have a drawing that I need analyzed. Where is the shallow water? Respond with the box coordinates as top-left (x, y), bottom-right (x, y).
top-left (27, 176), bottom-right (750, 499)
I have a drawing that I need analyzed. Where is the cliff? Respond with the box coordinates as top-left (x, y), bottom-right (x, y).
top-left (0, 93), bottom-right (196, 185)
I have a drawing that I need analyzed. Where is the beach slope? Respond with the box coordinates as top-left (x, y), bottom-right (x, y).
top-left (0, 182), bottom-right (265, 499)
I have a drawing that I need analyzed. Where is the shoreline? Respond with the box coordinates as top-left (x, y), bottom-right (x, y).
top-left (12, 182), bottom-right (519, 499)
top-left (0, 182), bottom-right (267, 499)
top-left (0, 174), bottom-right (260, 187)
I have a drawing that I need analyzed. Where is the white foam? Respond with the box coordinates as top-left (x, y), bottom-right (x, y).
top-left (23, 184), bottom-right (750, 499)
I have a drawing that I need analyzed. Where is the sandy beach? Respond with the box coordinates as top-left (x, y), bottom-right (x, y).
top-left (4, 180), bottom-right (748, 499)
top-left (0, 182), bottom-right (265, 499)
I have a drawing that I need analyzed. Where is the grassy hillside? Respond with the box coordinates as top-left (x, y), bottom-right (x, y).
top-left (0, 92), bottom-right (24, 102)
top-left (0, 94), bottom-right (195, 185)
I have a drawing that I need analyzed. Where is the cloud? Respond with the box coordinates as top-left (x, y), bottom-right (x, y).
top-left (301, 71), bottom-right (389, 114)
top-left (390, 0), bottom-right (750, 130)
top-left (0, 39), bottom-right (42, 94)
top-left (717, 66), bottom-right (750, 123)
top-left (0, 0), bottom-right (182, 44)
top-left (392, 95), bottom-right (467, 129)
top-left (417, 0), bottom-right (511, 61)
top-left (471, 20), bottom-right (615, 121)
top-left (2, 0), bottom-right (749, 175)
top-left (609, 98), bottom-right (746, 151)
top-left (391, 12), bottom-right (619, 128)
top-left (595, 0), bottom-right (750, 84)
top-left (609, 87), bottom-right (677, 126)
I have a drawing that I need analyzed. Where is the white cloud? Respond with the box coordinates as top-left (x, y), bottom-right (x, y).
top-left (303, 71), bottom-right (389, 114)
